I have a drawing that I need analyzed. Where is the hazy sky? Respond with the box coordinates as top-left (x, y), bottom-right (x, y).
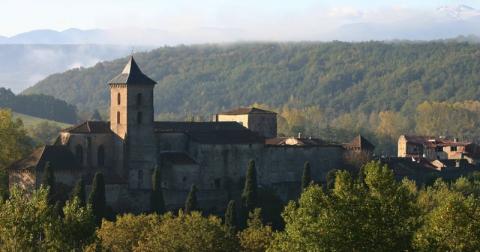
top-left (1, 0), bottom-right (478, 37)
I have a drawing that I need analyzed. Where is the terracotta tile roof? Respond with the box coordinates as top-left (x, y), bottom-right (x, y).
top-left (108, 56), bottom-right (156, 85)
top-left (218, 107), bottom-right (276, 115)
top-left (160, 152), bottom-right (197, 165)
top-left (62, 121), bottom-right (112, 134)
top-left (403, 135), bottom-right (471, 148)
top-left (343, 135), bottom-right (375, 150)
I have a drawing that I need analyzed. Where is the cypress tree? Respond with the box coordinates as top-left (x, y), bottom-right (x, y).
top-left (301, 161), bottom-right (312, 191)
top-left (0, 169), bottom-right (9, 200)
top-left (185, 184), bottom-right (198, 214)
top-left (88, 172), bottom-right (106, 225)
top-left (41, 161), bottom-right (55, 204)
top-left (71, 177), bottom-right (86, 206)
top-left (150, 167), bottom-right (165, 214)
top-left (224, 200), bottom-right (237, 234)
top-left (242, 160), bottom-right (258, 212)
top-left (326, 169), bottom-right (338, 190)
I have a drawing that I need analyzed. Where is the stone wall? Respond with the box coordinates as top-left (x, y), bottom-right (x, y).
top-left (64, 133), bottom-right (115, 169)
top-left (247, 113), bottom-right (277, 138)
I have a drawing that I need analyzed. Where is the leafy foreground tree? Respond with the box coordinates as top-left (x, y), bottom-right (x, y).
top-left (0, 109), bottom-right (32, 170)
top-left (95, 213), bottom-right (160, 252)
top-left (41, 161), bottom-right (55, 204)
top-left (270, 161), bottom-right (418, 251)
top-left (50, 197), bottom-right (96, 251)
top-left (185, 184), bottom-right (198, 214)
top-left (0, 186), bottom-right (55, 250)
top-left (238, 208), bottom-right (274, 252)
top-left (301, 161), bottom-right (312, 191)
top-left (0, 186), bottom-right (95, 251)
top-left (136, 211), bottom-right (238, 252)
top-left (151, 167), bottom-right (165, 214)
top-left (88, 172), bottom-right (106, 225)
top-left (413, 179), bottom-right (480, 251)
top-left (71, 177), bottom-right (86, 206)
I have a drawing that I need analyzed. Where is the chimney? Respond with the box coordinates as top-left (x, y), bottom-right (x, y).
top-left (454, 138), bottom-right (458, 143)
top-left (298, 132), bottom-right (302, 138)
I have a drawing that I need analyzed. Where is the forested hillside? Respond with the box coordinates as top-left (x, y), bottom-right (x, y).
top-left (24, 42), bottom-right (480, 115)
top-left (23, 42), bottom-right (480, 153)
top-left (0, 88), bottom-right (77, 123)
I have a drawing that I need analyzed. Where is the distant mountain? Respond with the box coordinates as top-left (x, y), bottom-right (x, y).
top-left (3, 28), bottom-right (109, 44)
top-left (437, 4), bottom-right (480, 19)
top-left (0, 44), bottom-right (152, 93)
top-left (0, 28), bottom-right (183, 45)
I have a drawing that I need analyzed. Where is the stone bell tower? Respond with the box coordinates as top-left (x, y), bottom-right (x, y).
top-left (108, 56), bottom-right (157, 189)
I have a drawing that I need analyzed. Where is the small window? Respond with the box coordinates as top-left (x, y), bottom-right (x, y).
top-left (136, 93), bottom-right (142, 106)
top-left (117, 111), bottom-right (121, 124)
top-left (182, 176), bottom-right (187, 182)
top-left (436, 146), bottom-right (443, 152)
top-left (138, 170), bottom-right (143, 189)
top-left (97, 145), bottom-right (105, 166)
top-left (117, 93), bottom-right (121, 105)
top-left (137, 112), bottom-right (142, 124)
top-left (75, 145), bottom-right (83, 164)
top-left (451, 146), bottom-right (457, 152)
top-left (214, 178), bottom-right (221, 189)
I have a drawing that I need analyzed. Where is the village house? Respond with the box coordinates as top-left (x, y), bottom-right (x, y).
top-left (397, 135), bottom-right (480, 171)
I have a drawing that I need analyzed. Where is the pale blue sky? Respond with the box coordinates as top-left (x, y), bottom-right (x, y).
top-left (0, 0), bottom-right (478, 37)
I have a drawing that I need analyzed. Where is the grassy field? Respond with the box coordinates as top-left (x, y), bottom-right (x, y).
top-left (12, 112), bottom-right (72, 129)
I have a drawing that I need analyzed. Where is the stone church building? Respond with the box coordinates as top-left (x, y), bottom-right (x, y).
top-left (8, 57), bottom-right (360, 213)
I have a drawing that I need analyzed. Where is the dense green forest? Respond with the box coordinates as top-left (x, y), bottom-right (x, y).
top-left (23, 42), bottom-right (480, 153)
top-left (0, 87), bottom-right (77, 123)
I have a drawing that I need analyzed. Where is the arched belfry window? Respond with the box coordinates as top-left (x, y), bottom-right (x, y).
top-left (136, 93), bottom-right (142, 106)
top-left (117, 93), bottom-right (121, 105)
top-left (97, 145), bottom-right (105, 167)
top-left (137, 112), bottom-right (142, 124)
top-left (117, 111), bottom-right (120, 124)
top-left (75, 145), bottom-right (83, 164)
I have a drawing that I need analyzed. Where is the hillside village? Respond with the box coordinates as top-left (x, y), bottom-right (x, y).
top-left (6, 56), bottom-right (480, 214)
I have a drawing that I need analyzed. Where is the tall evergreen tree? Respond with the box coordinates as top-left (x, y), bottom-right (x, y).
top-left (41, 161), bottom-right (55, 204)
top-left (225, 200), bottom-right (237, 234)
top-left (0, 169), bottom-right (9, 200)
top-left (301, 161), bottom-right (312, 191)
top-left (326, 169), bottom-right (338, 190)
top-left (150, 167), bottom-right (165, 214)
top-left (71, 178), bottom-right (86, 206)
top-left (242, 160), bottom-right (258, 212)
top-left (185, 184), bottom-right (198, 214)
top-left (88, 172), bottom-right (106, 225)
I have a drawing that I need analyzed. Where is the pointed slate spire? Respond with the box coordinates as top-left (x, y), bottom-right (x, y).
top-left (108, 56), bottom-right (156, 85)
